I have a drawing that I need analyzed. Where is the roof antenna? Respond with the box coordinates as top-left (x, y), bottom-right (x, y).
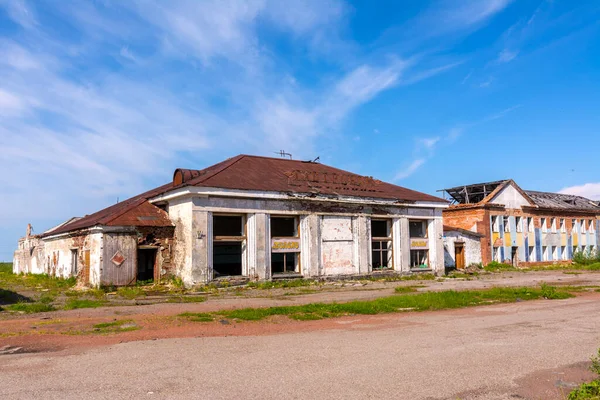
top-left (274, 150), bottom-right (292, 160)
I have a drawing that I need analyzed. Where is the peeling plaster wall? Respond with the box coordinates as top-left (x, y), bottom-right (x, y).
top-left (443, 231), bottom-right (482, 268)
top-left (13, 236), bottom-right (44, 275)
top-left (165, 195), bottom-right (446, 284)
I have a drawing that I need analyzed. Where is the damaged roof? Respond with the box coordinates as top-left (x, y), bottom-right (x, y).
top-left (171, 155), bottom-right (448, 203)
top-left (524, 190), bottom-right (600, 211)
top-left (442, 179), bottom-right (600, 212)
top-left (44, 154), bottom-right (446, 237)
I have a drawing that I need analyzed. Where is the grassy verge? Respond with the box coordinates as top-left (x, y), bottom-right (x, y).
top-left (568, 348), bottom-right (600, 399)
top-left (92, 320), bottom-right (139, 334)
top-left (178, 285), bottom-right (572, 323)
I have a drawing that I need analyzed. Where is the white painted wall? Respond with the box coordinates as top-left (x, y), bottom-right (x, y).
top-left (443, 231), bottom-right (482, 268)
top-left (490, 184), bottom-right (530, 209)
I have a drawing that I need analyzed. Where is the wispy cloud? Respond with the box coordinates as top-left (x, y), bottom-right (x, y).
top-left (0, 0), bottom-right (37, 29)
top-left (395, 159), bottom-right (426, 181)
top-left (559, 183), bottom-right (600, 201)
top-left (497, 48), bottom-right (519, 63)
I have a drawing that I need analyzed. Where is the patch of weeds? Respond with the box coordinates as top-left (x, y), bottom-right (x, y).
top-left (178, 312), bottom-right (214, 322)
top-left (6, 302), bottom-right (56, 313)
top-left (484, 261), bottom-right (518, 272)
top-left (38, 294), bottom-right (55, 304)
top-left (247, 279), bottom-right (315, 289)
top-left (166, 296), bottom-right (206, 303)
top-left (117, 286), bottom-right (146, 299)
top-left (446, 272), bottom-right (479, 279)
top-left (394, 286), bottom-right (420, 294)
top-left (283, 288), bottom-right (318, 296)
top-left (92, 319), bottom-right (138, 333)
top-left (563, 271), bottom-right (583, 275)
top-left (135, 279), bottom-right (154, 287)
top-left (568, 348), bottom-right (600, 399)
top-left (64, 299), bottom-right (105, 310)
top-left (218, 285), bottom-right (573, 322)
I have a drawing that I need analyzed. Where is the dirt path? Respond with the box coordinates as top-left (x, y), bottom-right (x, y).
top-left (0, 271), bottom-right (599, 354)
top-left (1, 293), bottom-right (599, 400)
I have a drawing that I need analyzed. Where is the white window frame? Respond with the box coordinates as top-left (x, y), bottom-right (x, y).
top-left (516, 217), bottom-right (523, 233)
top-left (503, 216), bottom-right (510, 233)
top-left (560, 219), bottom-right (566, 233)
top-left (581, 219), bottom-right (587, 233)
top-left (528, 217), bottom-right (534, 233)
top-left (491, 216), bottom-right (499, 233)
top-left (541, 218), bottom-right (548, 233)
top-left (550, 218), bottom-right (556, 233)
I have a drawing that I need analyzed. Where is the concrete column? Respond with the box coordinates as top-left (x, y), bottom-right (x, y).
top-left (400, 217), bottom-right (410, 272)
top-left (253, 213), bottom-right (270, 280)
top-left (356, 215), bottom-right (370, 274)
top-left (428, 213), bottom-right (445, 275)
top-left (246, 214), bottom-right (257, 279)
top-left (301, 214), bottom-right (321, 277)
top-left (392, 218), bottom-right (402, 272)
top-left (191, 209), bottom-right (211, 284)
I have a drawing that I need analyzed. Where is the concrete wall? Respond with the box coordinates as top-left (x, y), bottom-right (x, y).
top-left (489, 184), bottom-right (530, 209)
top-left (169, 195), bottom-right (446, 285)
top-left (443, 232), bottom-right (482, 268)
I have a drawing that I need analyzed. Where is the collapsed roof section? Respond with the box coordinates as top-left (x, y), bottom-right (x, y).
top-left (45, 154), bottom-right (447, 237)
top-left (441, 179), bottom-right (600, 212)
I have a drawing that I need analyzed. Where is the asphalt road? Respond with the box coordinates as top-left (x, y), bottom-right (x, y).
top-left (1, 294), bottom-right (600, 400)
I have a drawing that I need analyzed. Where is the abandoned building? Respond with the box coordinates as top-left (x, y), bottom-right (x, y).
top-left (441, 180), bottom-right (600, 267)
top-left (13, 155), bottom-right (449, 287)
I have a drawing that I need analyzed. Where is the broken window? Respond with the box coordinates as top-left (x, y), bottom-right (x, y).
top-left (516, 217), bottom-right (523, 233)
top-left (409, 220), bottom-right (427, 238)
top-left (528, 246), bottom-right (535, 262)
top-left (503, 216), bottom-right (510, 233)
top-left (560, 219), bottom-right (566, 233)
top-left (70, 249), bottom-right (78, 276)
top-left (371, 219), bottom-right (392, 270)
top-left (491, 216), bottom-right (500, 232)
top-left (581, 219), bottom-right (587, 233)
top-left (550, 218), bottom-right (556, 233)
top-left (410, 249), bottom-right (428, 269)
top-left (270, 216), bottom-right (300, 275)
top-left (541, 218), bottom-right (548, 233)
top-left (542, 246), bottom-right (548, 261)
top-left (589, 220), bottom-right (595, 233)
top-left (528, 217), bottom-right (534, 233)
top-left (213, 215), bottom-right (246, 277)
top-left (561, 246), bottom-right (567, 260)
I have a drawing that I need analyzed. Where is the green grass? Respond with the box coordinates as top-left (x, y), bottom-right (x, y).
top-left (116, 286), bottom-right (146, 299)
top-left (393, 286), bottom-right (420, 293)
top-left (166, 295), bottom-right (207, 303)
top-left (92, 319), bottom-right (138, 333)
top-left (568, 348), bottom-right (600, 399)
top-left (178, 285), bottom-right (573, 323)
top-left (64, 299), bottom-right (106, 310)
top-left (6, 302), bottom-right (56, 313)
top-left (178, 312), bottom-right (214, 322)
top-left (484, 261), bottom-right (518, 272)
top-left (247, 279), bottom-right (316, 289)
top-left (0, 262), bottom-right (76, 292)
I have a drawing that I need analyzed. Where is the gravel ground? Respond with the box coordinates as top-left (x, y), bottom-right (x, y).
top-left (1, 291), bottom-right (599, 400)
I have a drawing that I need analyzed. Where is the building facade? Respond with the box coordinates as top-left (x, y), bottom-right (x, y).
top-left (13, 155), bottom-right (448, 287)
top-left (442, 180), bottom-right (600, 266)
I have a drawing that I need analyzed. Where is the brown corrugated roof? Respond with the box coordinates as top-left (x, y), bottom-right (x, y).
top-left (175, 155), bottom-right (447, 203)
top-left (45, 154), bottom-right (446, 236)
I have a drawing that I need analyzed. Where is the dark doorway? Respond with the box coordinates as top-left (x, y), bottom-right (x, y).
top-left (137, 248), bottom-right (156, 282)
top-left (511, 246), bottom-right (519, 267)
top-left (213, 242), bottom-right (243, 277)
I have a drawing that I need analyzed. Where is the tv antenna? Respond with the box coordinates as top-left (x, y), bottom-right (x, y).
top-left (274, 150), bottom-right (292, 159)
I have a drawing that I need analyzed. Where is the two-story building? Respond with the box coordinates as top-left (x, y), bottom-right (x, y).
top-left (442, 180), bottom-right (600, 266)
top-left (13, 155), bottom-right (449, 286)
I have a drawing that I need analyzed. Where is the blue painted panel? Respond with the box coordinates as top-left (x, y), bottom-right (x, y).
top-left (509, 216), bottom-right (517, 246)
top-left (567, 235), bottom-right (573, 259)
top-left (524, 236), bottom-right (530, 262)
top-left (535, 228), bottom-right (542, 261)
top-left (500, 246), bottom-right (505, 261)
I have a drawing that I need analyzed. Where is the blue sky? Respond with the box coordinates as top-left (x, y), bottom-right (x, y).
top-left (1, 0), bottom-right (599, 260)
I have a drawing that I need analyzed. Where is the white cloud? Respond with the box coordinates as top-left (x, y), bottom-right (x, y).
top-left (394, 159), bottom-right (426, 181)
top-left (497, 49), bottom-right (518, 63)
top-left (419, 137), bottom-right (440, 150)
top-left (0, 0), bottom-right (37, 29)
top-left (0, 89), bottom-right (27, 116)
top-left (119, 46), bottom-right (137, 62)
top-left (559, 183), bottom-right (600, 201)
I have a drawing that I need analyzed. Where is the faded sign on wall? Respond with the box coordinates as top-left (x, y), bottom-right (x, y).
top-left (271, 238), bottom-right (301, 253)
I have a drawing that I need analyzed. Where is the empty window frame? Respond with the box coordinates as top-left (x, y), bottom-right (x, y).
top-left (542, 246), bottom-right (548, 261)
top-left (528, 246), bottom-right (536, 262)
top-left (516, 217), bottom-right (523, 233)
top-left (572, 219), bottom-right (578, 233)
top-left (551, 246), bottom-right (557, 261)
top-left (503, 216), bottom-right (510, 233)
top-left (589, 220), bottom-right (596, 233)
top-left (409, 220), bottom-right (427, 238)
top-left (493, 247), bottom-right (501, 262)
top-left (491, 216), bottom-right (500, 233)
top-left (581, 219), bottom-right (587, 233)
top-left (70, 249), bottom-right (78, 276)
top-left (410, 249), bottom-right (428, 269)
top-left (561, 246), bottom-right (567, 260)
top-left (213, 215), bottom-right (246, 277)
top-left (371, 219), bottom-right (392, 270)
top-left (560, 219), bottom-right (566, 233)
top-left (270, 216), bottom-right (300, 275)
top-left (528, 217), bottom-right (534, 233)
top-left (550, 218), bottom-right (556, 233)
top-left (541, 218), bottom-right (548, 233)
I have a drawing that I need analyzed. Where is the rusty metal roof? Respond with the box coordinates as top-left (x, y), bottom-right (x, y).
top-left (525, 190), bottom-right (600, 211)
top-left (44, 183), bottom-right (174, 237)
top-left (173, 155), bottom-right (448, 203)
top-left (44, 154), bottom-right (447, 236)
